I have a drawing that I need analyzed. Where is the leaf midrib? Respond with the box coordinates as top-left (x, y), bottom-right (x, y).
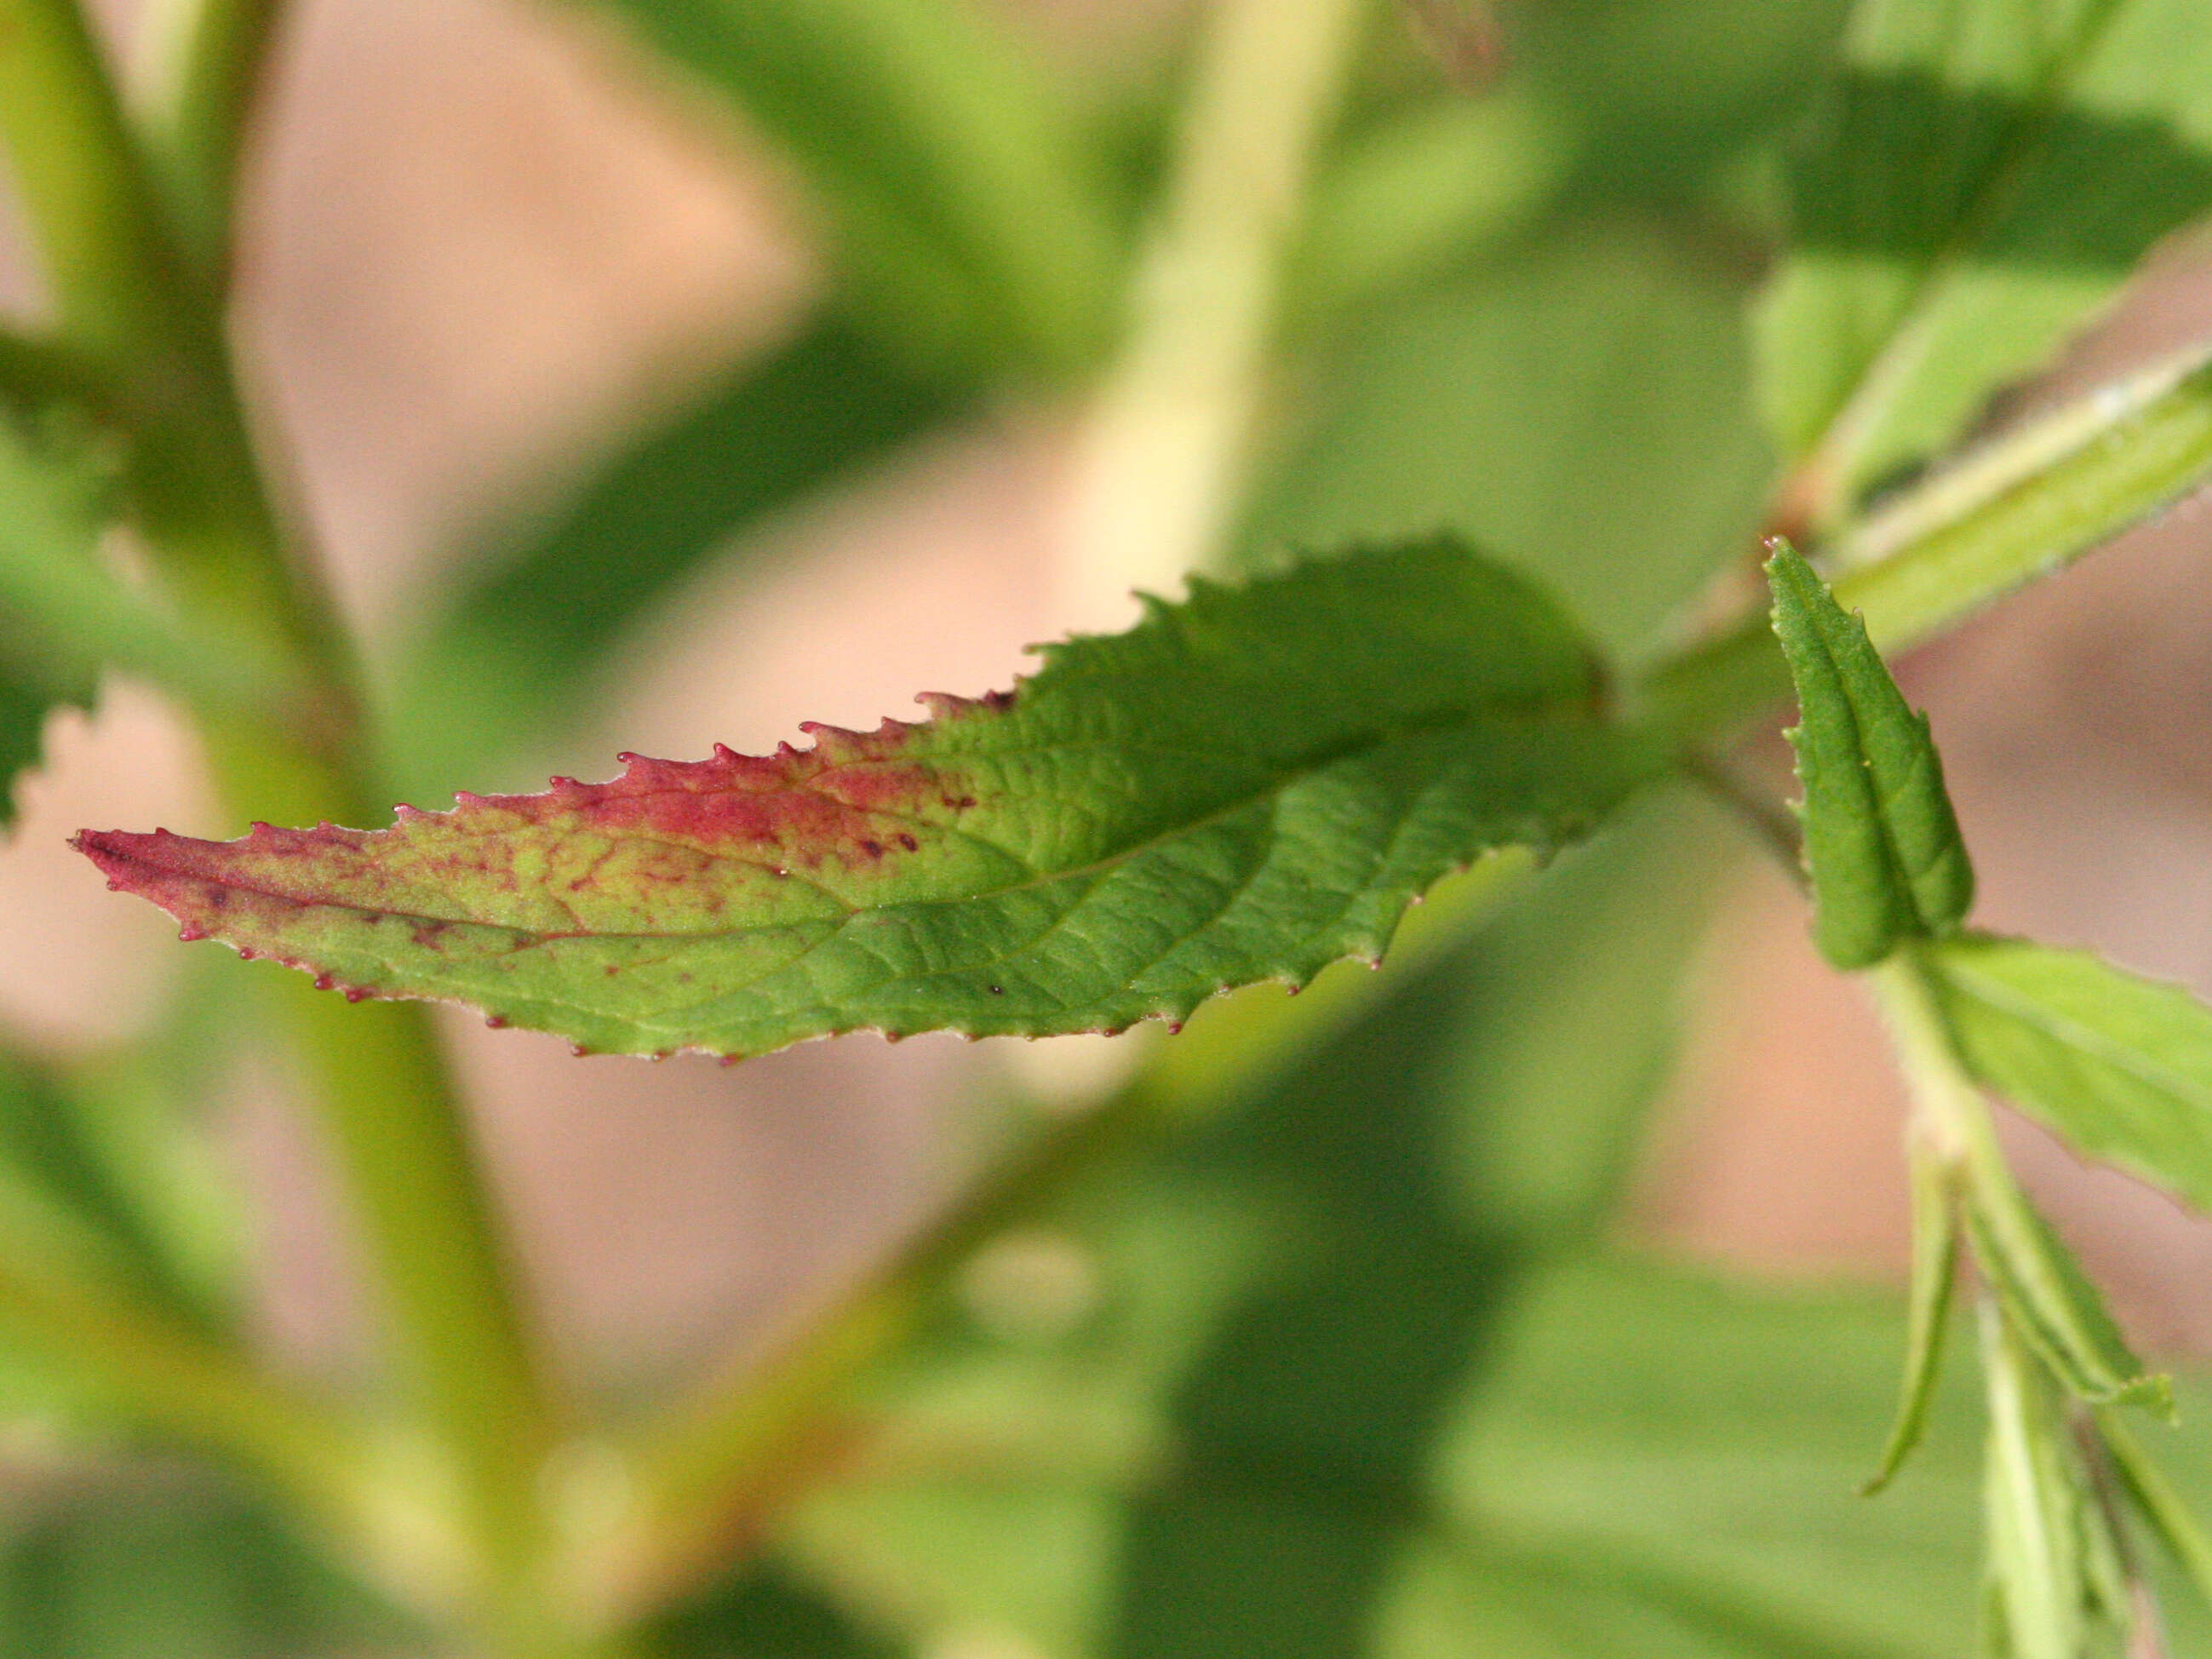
top-left (174, 705), bottom-right (1621, 948)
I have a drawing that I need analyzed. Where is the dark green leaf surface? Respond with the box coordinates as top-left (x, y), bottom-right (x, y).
top-left (0, 416), bottom-right (103, 832)
top-left (0, 1467), bottom-right (405, 1659)
top-left (1930, 932), bottom-right (2212, 1218)
top-left (1767, 543), bottom-right (1973, 968)
top-left (1756, 0), bottom-right (2212, 518)
top-left (582, 0), bottom-right (1119, 374)
top-left (84, 542), bottom-right (1660, 1059)
top-left (1258, 230), bottom-right (1773, 661)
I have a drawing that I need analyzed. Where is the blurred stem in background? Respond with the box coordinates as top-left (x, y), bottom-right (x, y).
top-left (0, 0), bottom-right (593, 1653)
top-left (1057, 0), bottom-right (1373, 624)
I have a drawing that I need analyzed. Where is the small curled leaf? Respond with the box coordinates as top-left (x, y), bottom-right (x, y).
top-left (1767, 542), bottom-right (1974, 970)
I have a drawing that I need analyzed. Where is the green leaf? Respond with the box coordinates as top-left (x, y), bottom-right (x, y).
top-left (1864, 1138), bottom-right (1962, 1495)
top-left (0, 1464), bottom-right (407, 1659)
top-left (1765, 542), bottom-right (1974, 969)
top-left (1502, 0), bottom-right (1852, 195)
top-left (1442, 786), bottom-right (1737, 1243)
top-left (1961, 1147), bottom-right (2167, 1414)
top-left (655, 1559), bottom-right (898, 1659)
top-left (1927, 932), bottom-right (2212, 1219)
top-left (0, 416), bottom-right (101, 832)
top-left (78, 541), bottom-right (1660, 1059)
top-left (1756, 0), bottom-right (2212, 524)
top-left (583, 0), bottom-right (1120, 374)
top-left (1256, 229), bottom-right (1773, 661)
top-left (380, 315), bottom-right (966, 804)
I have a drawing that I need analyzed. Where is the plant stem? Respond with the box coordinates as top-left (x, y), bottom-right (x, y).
top-left (1868, 949), bottom-right (1999, 1177)
top-left (1641, 343), bottom-right (2212, 740)
top-left (582, 1068), bottom-right (1173, 1619)
top-left (1057, 0), bottom-right (1372, 625)
top-left (0, 0), bottom-right (197, 354)
top-left (0, 8), bottom-right (568, 1648)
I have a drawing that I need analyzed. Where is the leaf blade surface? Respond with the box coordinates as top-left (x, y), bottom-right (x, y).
top-left (1928, 932), bottom-right (2212, 1216)
top-left (80, 542), bottom-right (1658, 1059)
top-left (1756, 0), bottom-right (2212, 521)
top-left (1766, 543), bottom-right (1973, 968)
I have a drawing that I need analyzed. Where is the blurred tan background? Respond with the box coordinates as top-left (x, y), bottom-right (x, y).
top-left (6, 0), bottom-right (2212, 1408)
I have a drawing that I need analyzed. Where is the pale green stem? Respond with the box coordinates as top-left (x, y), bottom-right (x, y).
top-left (0, 10), bottom-right (570, 1651)
top-left (1981, 1295), bottom-right (2079, 1659)
top-left (1056, 0), bottom-right (1372, 628)
top-left (1640, 343), bottom-right (2212, 738)
top-left (1867, 950), bottom-right (1997, 1178)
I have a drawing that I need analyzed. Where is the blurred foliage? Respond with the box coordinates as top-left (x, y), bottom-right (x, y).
top-left (4, 0), bottom-right (2212, 1650)
top-left (0, 1465), bottom-right (407, 1659)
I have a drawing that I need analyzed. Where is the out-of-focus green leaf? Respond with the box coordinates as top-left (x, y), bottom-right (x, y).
top-left (1438, 1259), bottom-right (1988, 1659)
top-left (1756, 0), bottom-right (2212, 525)
top-left (1865, 1139), bottom-right (1962, 1495)
top-left (49, 957), bottom-right (250, 1331)
top-left (1767, 542), bottom-right (1973, 969)
top-left (1292, 91), bottom-right (1568, 322)
top-left (0, 1048), bottom-right (202, 1329)
top-left (1441, 786), bottom-right (1735, 1243)
top-left (655, 1558), bottom-right (898, 1659)
top-left (381, 315), bottom-right (966, 804)
top-left (1253, 229), bottom-right (1772, 660)
top-left (1499, 0), bottom-right (1852, 195)
top-left (0, 332), bottom-right (110, 428)
top-left (0, 1464), bottom-right (407, 1659)
top-left (577, 0), bottom-right (1120, 374)
top-left (782, 902), bottom-right (2130, 1657)
top-left (0, 416), bottom-right (100, 831)
top-left (87, 542), bottom-right (1661, 1060)
top-left (2097, 1406), bottom-right (2212, 1616)
top-left (1928, 933), bottom-right (2212, 1220)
